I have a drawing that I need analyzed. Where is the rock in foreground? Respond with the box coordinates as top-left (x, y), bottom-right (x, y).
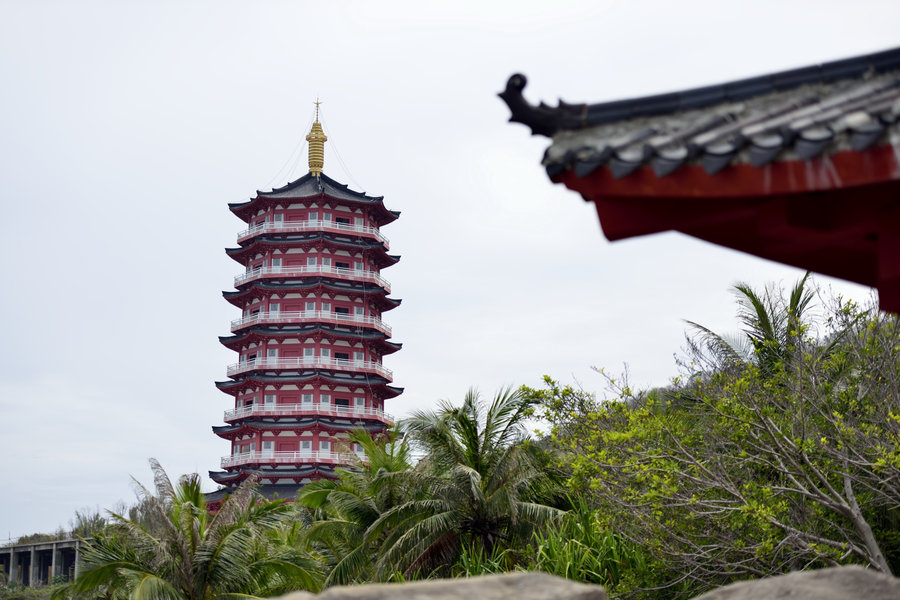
top-left (276, 572), bottom-right (607, 600)
top-left (692, 566), bottom-right (900, 600)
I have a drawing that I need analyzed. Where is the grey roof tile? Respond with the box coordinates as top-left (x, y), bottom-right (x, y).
top-left (502, 46), bottom-right (900, 179)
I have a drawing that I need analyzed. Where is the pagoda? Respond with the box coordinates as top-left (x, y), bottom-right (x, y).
top-left (209, 106), bottom-right (402, 502)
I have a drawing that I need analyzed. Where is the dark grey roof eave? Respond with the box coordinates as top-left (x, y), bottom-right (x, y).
top-left (500, 46), bottom-right (900, 137)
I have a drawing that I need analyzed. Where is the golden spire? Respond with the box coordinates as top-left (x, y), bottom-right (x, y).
top-left (306, 99), bottom-right (327, 176)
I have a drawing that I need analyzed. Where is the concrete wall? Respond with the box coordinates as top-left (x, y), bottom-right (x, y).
top-left (1, 539), bottom-right (82, 587)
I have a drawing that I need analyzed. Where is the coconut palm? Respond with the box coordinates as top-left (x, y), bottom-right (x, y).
top-left (297, 430), bottom-right (412, 586)
top-left (65, 459), bottom-right (320, 600)
top-left (370, 387), bottom-right (564, 578)
top-left (686, 272), bottom-right (816, 375)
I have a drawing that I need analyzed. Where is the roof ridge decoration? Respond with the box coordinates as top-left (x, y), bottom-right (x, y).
top-left (500, 46), bottom-right (900, 138)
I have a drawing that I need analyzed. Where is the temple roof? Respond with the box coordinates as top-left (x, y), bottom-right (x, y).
top-left (500, 46), bottom-right (900, 312)
top-left (501, 47), bottom-right (900, 178)
top-left (260, 172), bottom-right (382, 203)
top-left (230, 172), bottom-right (399, 225)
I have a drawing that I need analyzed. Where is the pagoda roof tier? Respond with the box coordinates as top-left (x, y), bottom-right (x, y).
top-left (500, 47), bottom-right (900, 311)
top-left (209, 465), bottom-right (337, 486)
top-left (223, 401), bottom-right (393, 427)
top-left (226, 235), bottom-right (399, 269)
top-left (231, 309), bottom-right (393, 338)
top-left (219, 326), bottom-right (401, 355)
top-left (205, 483), bottom-right (305, 503)
top-left (223, 280), bottom-right (400, 312)
top-left (225, 356), bottom-right (393, 381)
top-left (230, 173), bottom-right (399, 226)
top-left (233, 268), bottom-right (392, 294)
top-left (215, 372), bottom-right (403, 399)
top-left (213, 417), bottom-right (389, 439)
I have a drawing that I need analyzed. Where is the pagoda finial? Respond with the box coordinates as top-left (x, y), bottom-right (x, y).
top-left (306, 98), bottom-right (327, 177)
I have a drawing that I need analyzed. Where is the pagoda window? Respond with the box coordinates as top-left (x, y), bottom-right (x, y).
top-left (322, 257), bottom-right (331, 267)
top-left (335, 306), bottom-right (349, 315)
top-left (264, 394), bottom-right (276, 408)
top-left (267, 348), bottom-right (278, 359)
top-left (322, 302), bottom-right (331, 311)
top-left (308, 212), bottom-right (318, 221)
top-left (251, 308), bottom-right (259, 316)
top-left (273, 213), bottom-right (283, 224)
top-left (303, 348), bottom-right (314, 359)
top-left (300, 440), bottom-right (312, 454)
top-left (354, 217), bottom-right (364, 227)
top-left (354, 261), bottom-right (363, 272)
top-left (354, 351), bottom-right (365, 362)
top-left (262, 441), bottom-right (274, 457)
top-left (269, 302), bottom-right (280, 313)
top-left (335, 352), bottom-right (350, 361)
top-left (336, 261), bottom-right (350, 270)
top-left (336, 217), bottom-right (350, 225)
top-left (335, 398), bottom-right (350, 408)
top-left (307, 257), bottom-right (317, 266)
top-left (354, 306), bottom-right (365, 316)
top-left (323, 213), bottom-right (332, 222)
top-left (321, 348), bottom-right (331, 358)
top-left (248, 353), bottom-right (257, 362)
top-left (319, 440), bottom-right (331, 454)
top-left (301, 393), bottom-right (313, 404)
top-left (305, 301), bottom-right (316, 312)
top-left (271, 258), bottom-right (282, 268)
top-left (354, 397), bottom-right (365, 410)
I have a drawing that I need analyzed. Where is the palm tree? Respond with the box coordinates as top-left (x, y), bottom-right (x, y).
top-left (65, 459), bottom-right (320, 600)
top-left (686, 272), bottom-right (816, 375)
top-left (297, 431), bottom-right (412, 586)
top-left (369, 387), bottom-right (563, 578)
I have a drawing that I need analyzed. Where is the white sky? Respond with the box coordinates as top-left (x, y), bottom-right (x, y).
top-left (1, 0), bottom-right (895, 540)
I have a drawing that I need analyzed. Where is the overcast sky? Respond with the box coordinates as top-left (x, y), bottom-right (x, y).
top-left (1, 0), bottom-right (896, 541)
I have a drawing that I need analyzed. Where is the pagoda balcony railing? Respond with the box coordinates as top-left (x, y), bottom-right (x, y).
top-left (237, 220), bottom-right (389, 248)
top-left (231, 310), bottom-right (391, 336)
top-left (223, 402), bottom-right (393, 423)
top-left (227, 356), bottom-right (392, 379)
top-left (234, 265), bottom-right (391, 293)
top-left (221, 450), bottom-right (361, 469)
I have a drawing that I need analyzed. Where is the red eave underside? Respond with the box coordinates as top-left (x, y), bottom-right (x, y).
top-left (556, 146), bottom-right (900, 202)
top-left (555, 145), bottom-right (900, 312)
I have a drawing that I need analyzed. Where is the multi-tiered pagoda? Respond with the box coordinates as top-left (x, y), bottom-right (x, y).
top-left (209, 107), bottom-right (402, 502)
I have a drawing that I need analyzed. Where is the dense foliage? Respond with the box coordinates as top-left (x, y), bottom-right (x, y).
top-left (25, 276), bottom-right (900, 600)
top-left (525, 279), bottom-right (900, 597)
top-left (300, 388), bottom-right (566, 581)
top-left (60, 460), bottom-right (320, 600)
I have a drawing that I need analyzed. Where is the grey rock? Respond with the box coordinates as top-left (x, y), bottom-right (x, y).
top-left (276, 572), bottom-right (607, 600)
top-left (692, 566), bottom-right (900, 600)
